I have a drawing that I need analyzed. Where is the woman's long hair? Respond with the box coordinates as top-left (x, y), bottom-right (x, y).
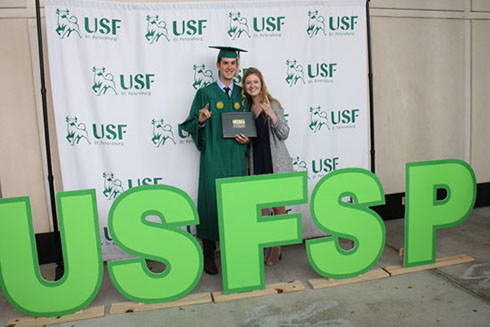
top-left (242, 67), bottom-right (283, 110)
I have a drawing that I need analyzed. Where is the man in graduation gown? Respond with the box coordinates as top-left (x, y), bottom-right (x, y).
top-left (179, 46), bottom-right (250, 275)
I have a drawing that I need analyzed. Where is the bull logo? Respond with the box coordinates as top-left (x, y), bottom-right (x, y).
top-left (152, 119), bottom-right (176, 147)
top-left (55, 8), bottom-right (81, 39)
top-left (192, 64), bottom-right (214, 90)
top-left (291, 156), bottom-right (308, 175)
top-left (92, 66), bottom-right (117, 96)
top-left (65, 116), bottom-right (90, 145)
top-left (227, 12), bottom-right (251, 40)
top-left (285, 60), bottom-right (305, 87)
top-left (145, 15), bottom-right (169, 44)
top-left (102, 172), bottom-right (124, 200)
top-left (233, 73), bottom-right (242, 85)
top-left (306, 10), bottom-right (326, 38)
top-left (309, 106), bottom-right (330, 133)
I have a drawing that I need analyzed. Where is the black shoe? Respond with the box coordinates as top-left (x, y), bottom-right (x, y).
top-left (204, 255), bottom-right (218, 275)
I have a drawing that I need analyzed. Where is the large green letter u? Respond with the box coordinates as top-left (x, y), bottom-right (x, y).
top-left (0, 190), bottom-right (103, 317)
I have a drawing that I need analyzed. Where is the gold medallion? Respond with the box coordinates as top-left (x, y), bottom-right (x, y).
top-left (216, 101), bottom-right (224, 109)
top-left (234, 102), bottom-right (241, 110)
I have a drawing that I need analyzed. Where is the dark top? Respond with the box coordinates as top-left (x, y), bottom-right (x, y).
top-left (252, 113), bottom-right (273, 175)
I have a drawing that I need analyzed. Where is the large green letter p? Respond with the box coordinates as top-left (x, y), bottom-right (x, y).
top-left (405, 160), bottom-right (476, 267)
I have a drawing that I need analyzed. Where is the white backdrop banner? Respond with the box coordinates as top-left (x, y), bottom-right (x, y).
top-left (45, 0), bottom-right (369, 260)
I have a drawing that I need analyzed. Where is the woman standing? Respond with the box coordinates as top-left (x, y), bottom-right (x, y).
top-left (242, 67), bottom-right (294, 265)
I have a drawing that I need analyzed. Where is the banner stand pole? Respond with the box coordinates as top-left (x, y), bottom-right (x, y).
top-left (366, 0), bottom-right (376, 173)
top-left (35, 0), bottom-right (64, 279)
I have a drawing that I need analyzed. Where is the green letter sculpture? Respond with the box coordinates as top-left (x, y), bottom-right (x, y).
top-left (0, 189), bottom-right (102, 316)
top-left (306, 168), bottom-right (385, 278)
top-left (405, 160), bottom-right (476, 267)
top-left (216, 172), bottom-right (308, 294)
top-left (107, 185), bottom-right (202, 302)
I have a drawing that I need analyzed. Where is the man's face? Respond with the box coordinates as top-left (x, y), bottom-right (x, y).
top-left (216, 57), bottom-right (238, 84)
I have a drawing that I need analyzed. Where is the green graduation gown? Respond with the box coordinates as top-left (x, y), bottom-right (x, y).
top-left (179, 82), bottom-right (249, 241)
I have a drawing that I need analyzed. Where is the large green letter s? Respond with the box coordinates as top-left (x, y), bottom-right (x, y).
top-left (306, 168), bottom-right (386, 279)
top-left (0, 190), bottom-right (102, 317)
top-left (107, 185), bottom-right (202, 303)
top-left (405, 160), bottom-right (476, 267)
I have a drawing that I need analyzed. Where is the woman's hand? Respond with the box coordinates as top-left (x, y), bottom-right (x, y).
top-left (260, 98), bottom-right (277, 125)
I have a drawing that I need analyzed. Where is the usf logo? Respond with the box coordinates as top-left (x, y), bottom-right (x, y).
top-left (151, 118), bottom-right (176, 147)
top-left (312, 157), bottom-right (340, 175)
top-left (145, 14), bottom-right (207, 43)
top-left (309, 107), bottom-right (360, 131)
top-left (92, 66), bottom-right (117, 96)
top-left (145, 15), bottom-right (169, 44)
top-left (56, 9), bottom-right (122, 40)
top-left (309, 106), bottom-right (330, 133)
top-left (287, 60), bottom-right (337, 85)
top-left (228, 12), bottom-right (251, 40)
top-left (291, 155), bottom-right (339, 179)
top-left (331, 109), bottom-right (360, 129)
top-left (127, 176), bottom-right (164, 189)
top-left (65, 116), bottom-right (90, 145)
top-left (308, 62), bottom-right (337, 79)
top-left (307, 9), bottom-right (359, 37)
top-left (253, 16), bottom-right (285, 33)
top-left (93, 123), bottom-right (127, 141)
top-left (329, 16), bottom-right (359, 32)
top-left (55, 8), bottom-right (81, 39)
top-left (92, 66), bottom-right (155, 96)
top-left (192, 64), bottom-right (214, 90)
top-left (285, 60), bottom-right (305, 87)
top-left (102, 172), bottom-right (124, 200)
top-left (306, 10), bottom-right (326, 38)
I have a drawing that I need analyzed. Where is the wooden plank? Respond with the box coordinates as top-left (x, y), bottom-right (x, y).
top-left (212, 288), bottom-right (276, 303)
top-left (308, 269), bottom-right (390, 290)
top-left (384, 254), bottom-right (475, 276)
top-left (267, 280), bottom-right (305, 293)
top-left (399, 247), bottom-right (405, 257)
top-left (7, 305), bottom-right (105, 327)
top-left (110, 292), bottom-right (212, 315)
top-left (212, 280), bottom-right (304, 303)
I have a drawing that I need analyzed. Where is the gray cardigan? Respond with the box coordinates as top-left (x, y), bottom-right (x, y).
top-left (248, 101), bottom-right (294, 174)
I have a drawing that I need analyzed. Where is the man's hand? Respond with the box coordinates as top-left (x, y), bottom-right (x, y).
top-left (235, 133), bottom-right (250, 144)
top-left (199, 103), bottom-right (211, 123)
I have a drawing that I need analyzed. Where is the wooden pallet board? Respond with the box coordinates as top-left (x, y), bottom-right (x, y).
top-left (267, 280), bottom-right (305, 293)
top-left (7, 305), bottom-right (105, 327)
top-left (212, 280), bottom-right (304, 303)
top-left (308, 269), bottom-right (390, 290)
top-left (384, 254), bottom-right (475, 276)
top-left (110, 292), bottom-right (212, 315)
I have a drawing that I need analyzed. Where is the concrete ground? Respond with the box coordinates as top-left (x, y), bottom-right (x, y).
top-left (1, 207), bottom-right (490, 327)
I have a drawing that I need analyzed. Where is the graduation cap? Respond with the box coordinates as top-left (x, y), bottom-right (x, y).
top-left (209, 46), bottom-right (247, 59)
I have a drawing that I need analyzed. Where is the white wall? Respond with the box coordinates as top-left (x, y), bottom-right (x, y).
top-left (1, 0), bottom-right (489, 232)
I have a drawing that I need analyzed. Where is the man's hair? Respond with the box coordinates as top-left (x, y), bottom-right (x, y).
top-left (217, 57), bottom-right (238, 64)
